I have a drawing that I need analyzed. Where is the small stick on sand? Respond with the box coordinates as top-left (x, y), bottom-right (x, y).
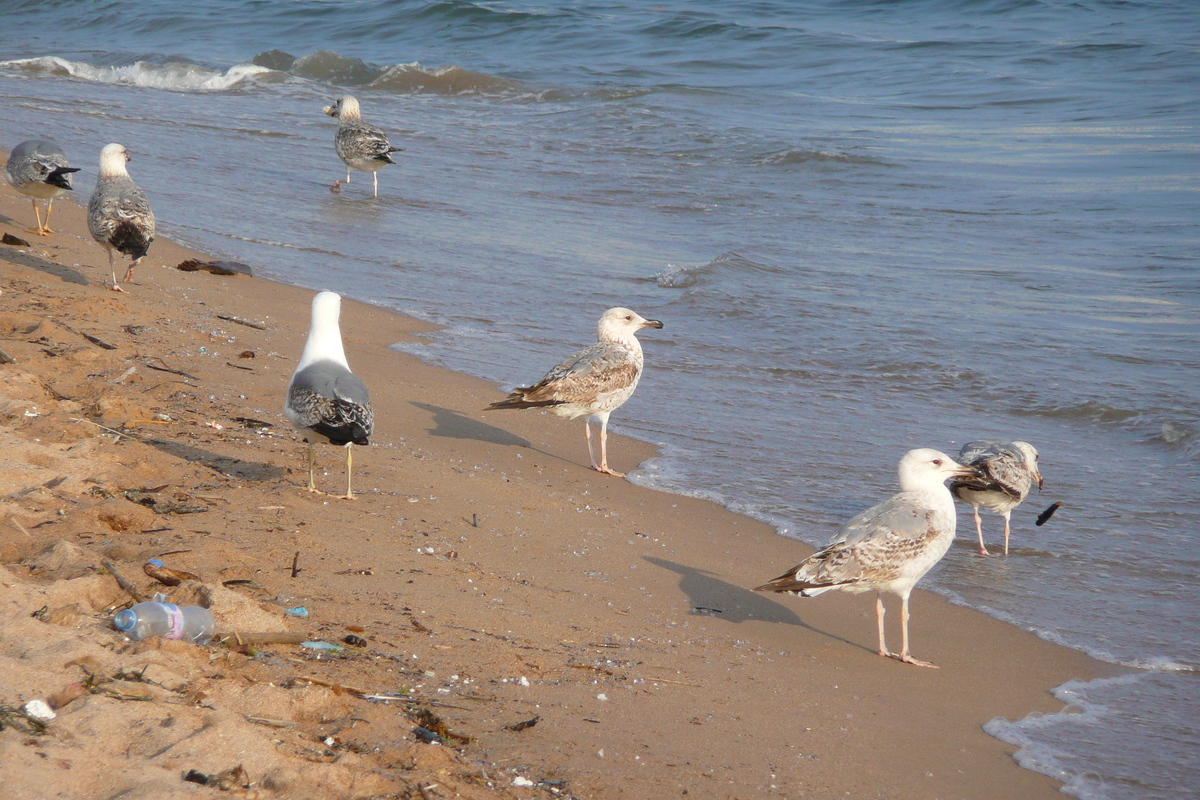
top-left (101, 558), bottom-right (147, 603)
top-left (290, 551), bottom-right (301, 578)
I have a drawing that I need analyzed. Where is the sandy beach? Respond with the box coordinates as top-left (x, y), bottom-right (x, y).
top-left (0, 180), bottom-right (1122, 799)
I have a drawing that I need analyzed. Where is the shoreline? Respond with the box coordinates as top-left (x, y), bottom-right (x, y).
top-left (0, 181), bottom-right (1124, 799)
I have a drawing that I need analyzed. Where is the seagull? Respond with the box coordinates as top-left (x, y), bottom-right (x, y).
top-left (285, 291), bottom-right (373, 500)
top-left (87, 143), bottom-right (155, 292)
top-left (322, 96), bottom-right (402, 197)
top-left (4, 139), bottom-right (80, 236)
top-left (486, 307), bottom-right (664, 477)
top-left (755, 449), bottom-right (982, 668)
top-left (950, 440), bottom-right (1043, 556)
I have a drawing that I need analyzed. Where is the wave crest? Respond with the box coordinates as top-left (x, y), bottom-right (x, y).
top-left (0, 56), bottom-right (272, 92)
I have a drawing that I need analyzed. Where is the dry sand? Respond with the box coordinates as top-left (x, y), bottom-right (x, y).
top-left (0, 179), bottom-right (1122, 799)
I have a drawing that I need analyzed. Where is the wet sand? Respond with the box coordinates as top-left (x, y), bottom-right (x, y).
top-left (0, 178), bottom-right (1122, 799)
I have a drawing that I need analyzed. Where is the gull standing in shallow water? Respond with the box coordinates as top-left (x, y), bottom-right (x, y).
top-left (755, 449), bottom-right (982, 668)
top-left (4, 139), bottom-right (80, 236)
top-left (950, 440), bottom-right (1043, 556)
top-left (285, 292), bottom-right (373, 499)
top-left (87, 143), bottom-right (155, 292)
top-left (323, 96), bottom-right (402, 197)
top-left (486, 307), bottom-right (664, 477)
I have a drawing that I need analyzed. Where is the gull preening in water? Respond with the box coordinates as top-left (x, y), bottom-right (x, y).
top-left (285, 291), bottom-right (373, 500)
top-left (950, 440), bottom-right (1043, 556)
top-left (87, 143), bottom-right (155, 292)
top-left (4, 139), bottom-right (80, 236)
top-left (755, 449), bottom-right (981, 668)
top-left (323, 96), bottom-right (402, 197)
top-left (486, 307), bottom-right (664, 477)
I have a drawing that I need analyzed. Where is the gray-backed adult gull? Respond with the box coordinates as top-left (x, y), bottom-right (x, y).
top-left (87, 143), bottom-right (155, 292)
top-left (4, 139), bottom-right (80, 236)
top-left (285, 291), bottom-right (373, 500)
top-left (950, 440), bottom-right (1043, 556)
top-left (486, 307), bottom-right (664, 478)
top-left (323, 96), bottom-right (402, 197)
top-left (755, 448), bottom-right (981, 668)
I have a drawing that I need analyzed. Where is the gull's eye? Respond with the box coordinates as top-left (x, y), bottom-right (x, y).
top-left (932, 459), bottom-right (942, 466)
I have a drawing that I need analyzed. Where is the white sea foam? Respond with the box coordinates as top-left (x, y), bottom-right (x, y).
top-left (0, 56), bottom-right (272, 92)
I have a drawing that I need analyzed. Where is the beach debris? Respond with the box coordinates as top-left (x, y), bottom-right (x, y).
top-left (234, 416), bottom-right (272, 429)
top-left (144, 558), bottom-right (201, 586)
top-left (1036, 501), bottom-right (1064, 526)
top-left (22, 699), bottom-right (56, 723)
top-left (177, 258), bottom-right (254, 277)
top-left (0, 347), bottom-right (16, 364)
top-left (290, 551), bottom-right (302, 578)
top-left (239, 350), bottom-right (256, 359)
top-left (407, 706), bottom-right (473, 744)
top-left (213, 631), bottom-right (306, 646)
top-left (0, 701), bottom-right (48, 734)
top-left (140, 357), bottom-right (199, 381)
top-left (343, 634), bottom-right (367, 647)
top-left (2, 232), bottom-right (32, 247)
top-left (406, 613), bottom-right (433, 634)
top-left (182, 764), bottom-right (253, 792)
top-left (47, 682), bottom-right (88, 710)
top-left (216, 312), bottom-right (268, 329)
top-left (284, 606), bottom-right (309, 618)
top-left (504, 715), bottom-right (540, 732)
top-left (513, 776), bottom-right (535, 787)
top-left (301, 640), bottom-right (343, 652)
top-left (113, 596), bottom-right (216, 644)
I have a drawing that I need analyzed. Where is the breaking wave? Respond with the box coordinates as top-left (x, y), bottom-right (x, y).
top-left (0, 56), bottom-right (272, 92)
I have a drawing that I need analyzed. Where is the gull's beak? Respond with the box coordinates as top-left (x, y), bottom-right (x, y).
top-left (952, 463), bottom-right (984, 480)
top-left (1035, 470), bottom-right (1044, 491)
top-left (124, 152), bottom-right (131, 163)
top-left (323, 103), bottom-right (337, 117)
top-left (641, 319), bottom-right (664, 330)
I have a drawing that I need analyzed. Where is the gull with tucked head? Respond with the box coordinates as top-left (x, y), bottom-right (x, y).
top-left (487, 307), bottom-right (664, 477)
top-left (4, 139), bottom-right (80, 236)
top-left (950, 440), bottom-right (1043, 556)
top-left (756, 448), bottom-right (982, 668)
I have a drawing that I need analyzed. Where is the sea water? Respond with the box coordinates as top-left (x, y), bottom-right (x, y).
top-left (1, 2), bottom-right (1196, 797)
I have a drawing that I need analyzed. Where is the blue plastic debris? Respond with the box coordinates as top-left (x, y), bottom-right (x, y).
top-left (284, 606), bottom-right (309, 618)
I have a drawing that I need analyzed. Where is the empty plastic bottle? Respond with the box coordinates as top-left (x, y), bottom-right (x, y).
top-left (112, 594), bottom-right (215, 644)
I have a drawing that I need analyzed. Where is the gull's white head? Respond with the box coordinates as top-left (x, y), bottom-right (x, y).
top-left (897, 448), bottom-right (982, 493)
top-left (311, 290), bottom-right (342, 325)
top-left (296, 291), bottom-right (348, 372)
top-left (1012, 441), bottom-right (1043, 489)
top-left (99, 143), bottom-right (131, 178)
top-left (597, 307), bottom-right (664, 343)
top-left (323, 96), bottom-right (361, 120)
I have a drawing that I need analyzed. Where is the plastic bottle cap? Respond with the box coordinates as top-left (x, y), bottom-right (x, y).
top-left (113, 609), bottom-right (136, 631)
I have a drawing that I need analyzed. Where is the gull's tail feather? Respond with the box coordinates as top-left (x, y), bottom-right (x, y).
top-left (47, 166), bottom-right (81, 191)
top-left (754, 565), bottom-right (846, 596)
top-left (486, 386), bottom-right (564, 411)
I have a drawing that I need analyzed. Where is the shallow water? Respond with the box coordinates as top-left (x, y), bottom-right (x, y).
top-left (2, 2), bottom-right (1198, 797)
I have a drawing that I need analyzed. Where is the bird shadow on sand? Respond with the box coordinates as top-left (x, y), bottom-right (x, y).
top-left (643, 556), bottom-right (868, 654)
top-left (410, 402), bottom-right (532, 448)
top-left (139, 436), bottom-right (286, 482)
top-left (0, 237), bottom-right (90, 286)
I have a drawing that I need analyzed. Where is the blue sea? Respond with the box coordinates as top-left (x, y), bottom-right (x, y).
top-left (2, 2), bottom-right (1197, 797)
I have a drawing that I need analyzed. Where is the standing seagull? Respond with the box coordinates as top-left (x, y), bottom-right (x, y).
top-left (87, 143), bottom-right (155, 292)
top-left (285, 292), bottom-right (373, 500)
top-left (950, 440), bottom-right (1043, 556)
top-left (323, 96), bottom-right (402, 197)
top-left (486, 307), bottom-right (664, 477)
top-left (755, 449), bottom-right (981, 668)
top-left (4, 140), bottom-right (81, 236)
